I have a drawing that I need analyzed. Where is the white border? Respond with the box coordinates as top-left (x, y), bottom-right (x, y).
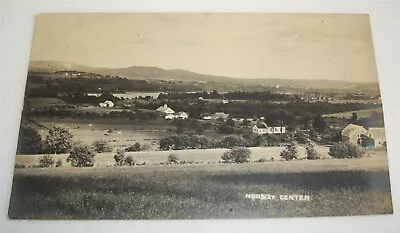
top-left (1, 0), bottom-right (400, 232)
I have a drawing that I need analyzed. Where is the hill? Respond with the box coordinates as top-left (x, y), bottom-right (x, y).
top-left (29, 60), bottom-right (379, 90)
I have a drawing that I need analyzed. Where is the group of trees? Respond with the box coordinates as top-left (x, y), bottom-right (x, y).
top-left (18, 125), bottom-right (97, 167)
top-left (158, 91), bottom-right (292, 101)
top-left (17, 125), bottom-right (73, 155)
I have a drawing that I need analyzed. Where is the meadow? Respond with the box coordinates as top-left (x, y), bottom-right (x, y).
top-left (8, 153), bottom-right (392, 219)
top-left (323, 107), bottom-right (383, 119)
top-left (15, 146), bottom-right (333, 167)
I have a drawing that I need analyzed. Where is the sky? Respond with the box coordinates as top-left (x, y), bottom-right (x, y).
top-left (30, 13), bottom-right (378, 82)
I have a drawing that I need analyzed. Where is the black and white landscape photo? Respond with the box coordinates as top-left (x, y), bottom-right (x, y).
top-left (8, 13), bottom-right (393, 219)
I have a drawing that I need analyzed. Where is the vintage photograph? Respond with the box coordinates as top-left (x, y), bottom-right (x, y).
top-left (8, 13), bottom-right (392, 219)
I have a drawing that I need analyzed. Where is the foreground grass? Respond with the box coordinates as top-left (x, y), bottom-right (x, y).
top-left (8, 161), bottom-right (393, 219)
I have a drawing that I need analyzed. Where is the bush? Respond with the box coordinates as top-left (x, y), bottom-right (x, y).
top-left (280, 141), bottom-right (298, 161)
top-left (256, 158), bottom-right (267, 163)
top-left (305, 139), bottom-right (320, 160)
top-left (14, 164), bottom-right (26, 168)
top-left (92, 140), bottom-right (113, 153)
top-left (114, 149), bottom-right (126, 166)
top-left (67, 144), bottom-right (96, 167)
top-left (141, 144), bottom-right (151, 151)
top-left (125, 143), bottom-right (142, 152)
top-left (167, 154), bottom-right (179, 164)
top-left (55, 159), bottom-right (63, 167)
top-left (328, 142), bottom-right (365, 159)
top-left (221, 147), bottom-right (251, 163)
top-left (38, 154), bottom-right (55, 168)
top-left (125, 155), bottom-right (135, 166)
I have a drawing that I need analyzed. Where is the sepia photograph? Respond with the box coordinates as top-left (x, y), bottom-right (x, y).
top-left (8, 13), bottom-right (393, 219)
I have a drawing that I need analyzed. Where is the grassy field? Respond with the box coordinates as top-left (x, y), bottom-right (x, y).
top-left (15, 146), bottom-right (333, 167)
top-left (323, 107), bottom-right (383, 119)
top-left (8, 153), bottom-right (392, 219)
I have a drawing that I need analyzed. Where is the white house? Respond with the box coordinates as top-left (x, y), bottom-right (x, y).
top-left (99, 100), bottom-right (114, 108)
top-left (252, 122), bottom-right (286, 135)
top-left (177, 112), bottom-right (189, 119)
top-left (156, 104), bottom-right (175, 114)
top-left (202, 115), bottom-right (212, 120)
top-left (211, 112), bottom-right (230, 121)
top-left (165, 114), bottom-right (176, 120)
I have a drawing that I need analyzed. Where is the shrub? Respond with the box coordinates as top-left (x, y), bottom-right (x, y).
top-left (305, 139), bottom-right (320, 160)
top-left (124, 155), bottom-right (135, 166)
top-left (125, 143), bottom-right (142, 152)
top-left (92, 140), bottom-right (113, 153)
top-left (67, 144), bottom-right (96, 167)
top-left (256, 158), bottom-right (267, 163)
top-left (14, 164), bottom-right (26, 168)
top-left (167, 154), bottom-right (179, 164)
top-left (221, 147), bottom-right (251, 163)
top-left (38, 154), bottom-right (55, 168)
top-left (55, 159), bottom-right (63, 167)
top-left (280, 141), bottom-right (298, 161)
top-left (114, 149), bottom-right (126, 166)
top-left (328, 142), bottom-right (365, 159)
top-left (141, 144), bottom-right (151, 151)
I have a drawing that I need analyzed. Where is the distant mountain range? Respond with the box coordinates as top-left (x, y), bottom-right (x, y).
top-left (29, 60), bottom-right (379, 90)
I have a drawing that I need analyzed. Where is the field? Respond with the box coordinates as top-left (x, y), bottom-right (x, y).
top-left (15, 146), bottom-right (333, 167)
top-left (8, 152), bottom-right (392, 219)
top-left (323, 107), bottom-right (383, 119)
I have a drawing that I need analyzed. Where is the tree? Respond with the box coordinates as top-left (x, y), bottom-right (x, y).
top-left (280, 141), bottom-right (298, 161)
top-left (114, 149), bottom-right (126, 166)
top-left (305, 139), bottom-right (320, 160)
top-left (167, 154), bottom-right (179, 164)
top-left (125, 142), bottom-right (142, 152)
top-left (226, 117), bottom-right (235, 127)
top-left (17, 125), bottom-right (43, 154)
top-left (280, 133), bottom-right (298, 161)
top-left (218, 124), bottom-right (234, 134)
top-left (44, 126), bottom-right (73, 154)
top-left (221, 147), bottom-right (251, 163)
top-left (67, 143), bottom-right (96, 167)
top-left (350, 112), bottom-right (358, 122)
top-left (312, 115), bottom-right (326, 133)
top-left (38, 154), bottom-right (55, 167)
top-left (328, 142), bottom-right (365, 159)
top-left (92, 140), bottom-right (113, 153)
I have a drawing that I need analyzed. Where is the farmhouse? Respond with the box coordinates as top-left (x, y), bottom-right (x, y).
top-left (211, 112), bottom-right (230, 121)
top-left (156, 104), bottom-right (175, 114)
top-left (99, 100), bottom-right (114, 108)
top-left (164, 111), bottom-right (189, 120)
top-left (365, 127), bottom-right (386, 147)
top-left (202, 115), bottom-right (212, 120)
top-left (341, 124), bottom-right (367, 145)
top-left (341, 124), bottom-right (387, 147)
top-left (252, 122), bottom-right (286, 135)
top-left (177, 112), bottom-right (189, 119)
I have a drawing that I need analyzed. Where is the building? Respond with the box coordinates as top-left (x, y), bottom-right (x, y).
top-left (202, 115), bottom-right (212, 120)
top-left (366, 127), bottom-right (386, 147)
top-left (165, 114), bottom-right (176, 120)
top-left (156, 104), bottom-right (175, 114)
top-left (211, 112), bottom-right (230, 121)
top-left (176, 112), bottom-right (189, 119)
top-left (164, 112), bottom-right (189, 120)
top-left (99, 100), bottom-right (114, 108)
top-left (341, 124), bottom-right (367, 145)
top-left (252, 122), bottom-right (286, 135)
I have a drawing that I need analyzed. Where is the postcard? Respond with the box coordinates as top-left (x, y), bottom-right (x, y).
top-left (8, 13), bottom-right (392, 219)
